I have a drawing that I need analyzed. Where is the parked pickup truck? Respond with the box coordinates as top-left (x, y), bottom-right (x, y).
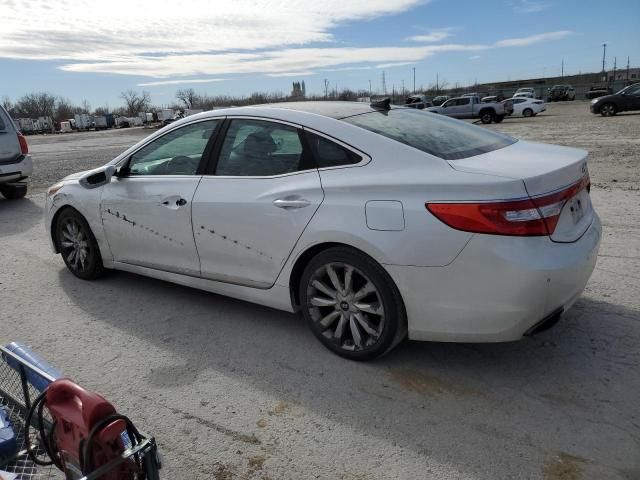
top-left (0, 103), bottom-right (32, 199)
top-left (427, 95), bottom-right (512, 124)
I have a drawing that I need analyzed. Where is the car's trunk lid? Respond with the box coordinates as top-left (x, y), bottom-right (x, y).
top-left (448, 140), bottom-right (593, 242)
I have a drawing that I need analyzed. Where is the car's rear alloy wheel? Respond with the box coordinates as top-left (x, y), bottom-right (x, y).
top-left (600, 103), bottom-right (616, 117)
top-left (523, 108), bottom-right (534, 117)
top-left (300, 247), bottom-right (406, 360)
top-left (56, 209), bottom-right (104, 280)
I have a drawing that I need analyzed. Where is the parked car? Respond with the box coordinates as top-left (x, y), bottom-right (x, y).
top-left (44, 102), bottom-right (600, 360)
top-left (590, 83), bottom-right (640, 116)
top-left (481, 96), bottom-right (498, 103)
top-left (585, 86), bottom-right (612, 100)
top-left (513, 92), bottom-right (535, 99)
top-left (462, 92), bottom-right (479, 97)
top-left (514, 87), bottom-right (536, 97)
top-left (547, 85), bottom-right (575, 102)
top-left (431, 95), bottom-right (450, 106)
top-left (508, 97), bottom-right (546, 117)
top-left (404, 95), bottom-right (432, 109)
top-left (427, 95), bottom-right (512, 123)
top-left (0, 103), bottom-right (32, 199)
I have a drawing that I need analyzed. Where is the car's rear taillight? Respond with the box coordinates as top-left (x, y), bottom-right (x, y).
top-left (17, 132), bottom-right (29, 154)
top-left (426, 175), bottom-right (590, 236)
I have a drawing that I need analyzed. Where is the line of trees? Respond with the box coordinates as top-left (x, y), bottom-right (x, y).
top-left (1, 90), bottom-right (152, 122)
top-left (2, 80), bottom-right (461, 125)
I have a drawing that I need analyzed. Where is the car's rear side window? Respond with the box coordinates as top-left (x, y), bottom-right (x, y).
top-left (305, 132), bottom-right (361, 168)
top-left (0, 107), bottom-right (7, 131)
top-left (342, 109), bottom-right (516, 160)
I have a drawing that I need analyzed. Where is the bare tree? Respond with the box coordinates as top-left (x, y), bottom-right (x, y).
top-left (80, 99), bottom-right (91, 114)
top-left (175, 88), bottom-right (197, 109)
top-left (1, 96), bottom-right (14, 116)
top-left (54, 97), bottom-right (76, 121)
top-left (120, 90), bottom-right (151, 116)
top-left (14, 92), bottom-right (56, 118)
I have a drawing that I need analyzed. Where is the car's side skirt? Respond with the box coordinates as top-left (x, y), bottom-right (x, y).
top-left (106, 260), bottom-right (295, 313)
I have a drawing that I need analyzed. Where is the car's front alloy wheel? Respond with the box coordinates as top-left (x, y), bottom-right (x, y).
top-left (56, 209), bottom-right (104, 280)
top-left (300, 247), bottom-right (406, 360)
top-left (600, 103), bottom-right (616, 117)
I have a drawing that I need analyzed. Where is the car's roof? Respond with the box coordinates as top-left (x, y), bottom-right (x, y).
top-left (238, 101), bottom-right (387, 120)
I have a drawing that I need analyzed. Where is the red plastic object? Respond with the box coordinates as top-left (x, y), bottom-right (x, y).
top-left (46, 379), bottom-right (136, 479)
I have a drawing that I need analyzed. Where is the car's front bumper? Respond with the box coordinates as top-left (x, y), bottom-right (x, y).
top-left (0, 155), bottom-right (32, 183)
top-left (386, 213), bottom-right (602, 342)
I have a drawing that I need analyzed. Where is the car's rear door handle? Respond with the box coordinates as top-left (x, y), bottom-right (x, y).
top-left (273, 197), bottom-right (311, 209)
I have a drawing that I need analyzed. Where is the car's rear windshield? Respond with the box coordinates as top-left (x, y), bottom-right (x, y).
top-left (341, 108), bottom-right (516, 160)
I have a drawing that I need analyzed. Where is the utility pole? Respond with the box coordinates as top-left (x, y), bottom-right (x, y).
top-left (368, 79), bottom-right (372, 97)
top-left (412, 67), bottom-right (416, 93)
top-left (561, 59), bottom-right (564, 78)
top-left (627, 56), bottom-right (630, 83)
top-left (601, 43), bottom-right (607, 80)
top-left (613, 57), bottom-right (617, 85)
top-left (382, 71), bottom-right (387, 95)
top-left (335, 83), bottom-right (338, 99)
top-left (436, 73), bottom-right (439, 93)
top-left (323, 79), bottom-right (329, 99)
top-left (401, 79), bottom-right (405, 97)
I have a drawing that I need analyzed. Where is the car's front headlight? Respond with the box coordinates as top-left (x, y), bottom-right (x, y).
top-left (47, 182), bottom-right (65, 196)
top-left (591, 98), bottom-right (598, 104)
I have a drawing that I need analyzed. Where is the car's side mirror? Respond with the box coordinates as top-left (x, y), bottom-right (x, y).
top-left (78, 165), bottom-right (116, 189)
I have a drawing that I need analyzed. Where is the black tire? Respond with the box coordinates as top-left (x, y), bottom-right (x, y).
top-left (494, 115), bottom-right (505, 123)
top-left (522, 108), bottom-right (534, 118)
top-left (480, 110), bottom-right (495, 124)
top-left (55, 208), bottom-right (105, 280)
top-left (299, 246), bottom-right (407, 360)
top-left (0, 184), bottom-right (27, 200)
top-left (600, 103), bottom-right (617, 117)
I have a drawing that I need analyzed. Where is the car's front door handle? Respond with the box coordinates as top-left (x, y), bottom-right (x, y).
top-left (160, 196), bottom-right (187, 209)
top-left (273, 198), bottom-right (311, 209)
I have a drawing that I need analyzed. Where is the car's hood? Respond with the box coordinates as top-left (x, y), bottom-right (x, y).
top-left (593, 93), bottom-right (620, 103)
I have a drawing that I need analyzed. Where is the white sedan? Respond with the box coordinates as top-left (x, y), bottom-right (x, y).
top-left (45, 102), bottom-right (600, 360)
top-left (509, 97), bottom-right (547, 117)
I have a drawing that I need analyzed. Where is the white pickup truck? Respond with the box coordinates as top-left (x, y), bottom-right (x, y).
top-left (0, 104), bottom-right (32, 199)
top-left (427, 95), bottom-right (513, 124)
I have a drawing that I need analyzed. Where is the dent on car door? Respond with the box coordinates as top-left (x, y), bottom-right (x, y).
top-left (191, 118), bottom-right (325, 288)
top-left (100, 119), bottom-right (220, 275)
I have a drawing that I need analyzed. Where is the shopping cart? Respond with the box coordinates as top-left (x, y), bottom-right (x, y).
top-left (0, 345), bottom-right (160, 480)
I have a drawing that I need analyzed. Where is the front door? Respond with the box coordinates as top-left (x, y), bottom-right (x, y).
top-left (192, 118), bottom-right (324, 288)
top-left (101, 119), bottom-right (220, 276)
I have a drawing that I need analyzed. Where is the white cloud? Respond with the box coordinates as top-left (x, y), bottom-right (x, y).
top-left (0, 1), bottom-right (574, 80)
top-left (376, 62), bottom-right (416, 69)
top-left (0, 0), bottom-right (424, 61)
top-left (137, 78), bottom-right (226, 87)
top-left (406, 28), bottom-right (455, 43)
top-left (509, 0), bottom-right (551, 13)
top-left (469, 55), bottom-right (482, 60)
top-left (495, 30), bottom-right (572, 47)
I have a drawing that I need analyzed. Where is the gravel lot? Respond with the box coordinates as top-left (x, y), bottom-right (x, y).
top-left (1, 102), bottom-right (638, 479)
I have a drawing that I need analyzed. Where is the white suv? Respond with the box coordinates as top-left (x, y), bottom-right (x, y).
top-left (0, 104), bottom-right (32, 199)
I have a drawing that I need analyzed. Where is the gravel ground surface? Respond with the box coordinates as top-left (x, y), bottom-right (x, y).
top-left (1, 101), bottom-right (639, 479)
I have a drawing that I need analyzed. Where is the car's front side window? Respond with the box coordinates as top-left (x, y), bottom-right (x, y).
top-left (128, 120), bottom-right (219, 176)
top-left (215, 119), bottom-right (308, 176)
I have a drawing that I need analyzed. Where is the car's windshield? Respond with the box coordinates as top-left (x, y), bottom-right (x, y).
top-left (342, 108), bottom-right (516, 160)
top-left (615, 84), bottom-right (639, 95)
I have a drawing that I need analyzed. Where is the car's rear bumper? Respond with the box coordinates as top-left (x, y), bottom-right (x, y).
top-left (0, 155), bottom-right (32, 183)
top-left (386, 213), bottom-right (601, 342)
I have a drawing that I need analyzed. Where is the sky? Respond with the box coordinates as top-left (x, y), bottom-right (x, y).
top-left (1, 0), bottom-right (639, 108)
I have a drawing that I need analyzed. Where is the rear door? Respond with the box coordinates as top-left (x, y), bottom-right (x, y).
top-left (622, 84), bottom-right (640, 111)
top-left (0, 105), bottom-right (21, 164)
top-left (101, 119), bottom-right (220, 276)
top-left (191, 117), bottom-right (324, 288)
